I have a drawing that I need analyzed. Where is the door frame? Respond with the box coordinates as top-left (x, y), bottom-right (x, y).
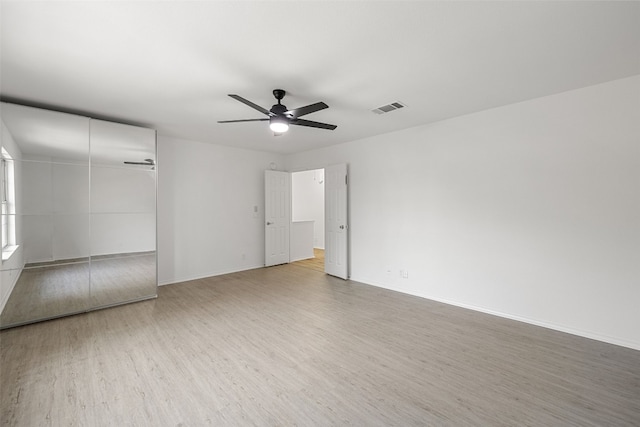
top-left (285, 164), bottom-right (349, 279)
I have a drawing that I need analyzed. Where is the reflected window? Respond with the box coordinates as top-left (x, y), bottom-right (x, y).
top-left (1, 147), bottom-right (16, 258)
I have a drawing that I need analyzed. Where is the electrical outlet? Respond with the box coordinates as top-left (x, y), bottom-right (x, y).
top-left (402, 270), bottom-right (409, 279)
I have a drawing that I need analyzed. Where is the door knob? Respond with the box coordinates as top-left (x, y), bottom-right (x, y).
top-left (266, 222), bottom-right (273, 225)
top-left (339, 225), bottom-right (345, 229)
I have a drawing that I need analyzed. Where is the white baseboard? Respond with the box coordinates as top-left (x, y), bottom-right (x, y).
top-left (289, 256), bottom-right (314, 262)
top-left (158, 264), bottom-right (264, 286)
top-left (350, 275), bottom-right (640, 352)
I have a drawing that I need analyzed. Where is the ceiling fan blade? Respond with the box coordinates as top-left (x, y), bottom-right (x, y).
top-left (291, 118), bottom-right (337, 130)
top-left (286, 102), bottom-right (328, 118)
top-left (124, 161), bottom-right (154, 166)
top-left (228, 94), bottom-right (272, 116)
top-left (218, 118), bottom-right (269, 123)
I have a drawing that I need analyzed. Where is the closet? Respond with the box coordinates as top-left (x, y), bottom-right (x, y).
top-left (0, 102), bottom-right (157, 328)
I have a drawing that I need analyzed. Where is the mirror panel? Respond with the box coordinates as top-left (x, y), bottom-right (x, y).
top-left (21, 214), bottom-right (91, 264)
top-left (1, 103), bottom-right (89, 163)
top-left (1, 103), bottom-right (91, 327)
top-left (89, 119), bottom-right (156, 308)
top-left (90, 251), bottom-right (156, 308)
top-left (0, 103), bottom-right (157, 328)
top-left (90, 119), bottom-right (155, 168)
top-left (21, 215), bottom-right (53, 263)
top-left (53, 163), bottom-right (91, 214)
top-left (0, 261), bottom-right (90, 326)
top-left (21, 161), bottom-right (90, 215)
top-left (91, 166), bottom-right (155, 213)
top-left (21, 161), bottom-right (54, 214)
top-left (91, 213), bottom-right (156, 255)
top-left (53, 214), bottom-right (91, 260)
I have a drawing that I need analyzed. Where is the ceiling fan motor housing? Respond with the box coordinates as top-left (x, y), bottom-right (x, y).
top-left (273, 89), bottom-right (286, 101)
top-left (271, 103), bottom-right (288, 116)
top-left (271, 89), bottom-right (288, 116)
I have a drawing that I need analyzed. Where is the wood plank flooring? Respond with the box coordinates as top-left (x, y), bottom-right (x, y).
top-left (1, 264), bottom-right (639, 426)
top-left (291, 248), bottom-right (325, 273)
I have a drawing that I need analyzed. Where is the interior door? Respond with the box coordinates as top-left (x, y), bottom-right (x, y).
top-left (325, 163), bottom-right (348, 279)
top-left (264, 170), bottom-right (290, 267)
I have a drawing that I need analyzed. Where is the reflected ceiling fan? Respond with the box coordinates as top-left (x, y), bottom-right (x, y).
top-left (218, 89), bottom-right (337, 134)
top-left (124, 158), bottom-right (155, 166)
top-left (124, 158), bottom-right (155, 170)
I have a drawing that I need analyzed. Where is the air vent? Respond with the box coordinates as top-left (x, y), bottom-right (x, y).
top-left (372, 101), bottom-right (406, 114)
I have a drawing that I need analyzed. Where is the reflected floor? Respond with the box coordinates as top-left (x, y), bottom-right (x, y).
top-left (0, 262), bottom-right (90, 326)
top-left (0, 252), bottom-right (156, 328)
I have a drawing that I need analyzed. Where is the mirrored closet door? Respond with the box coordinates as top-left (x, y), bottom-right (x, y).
top-left (0, 103), bottom-right (157, 328)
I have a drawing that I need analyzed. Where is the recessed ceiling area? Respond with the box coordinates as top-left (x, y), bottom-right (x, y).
top-left (1, 1), bottom-right (639, 154)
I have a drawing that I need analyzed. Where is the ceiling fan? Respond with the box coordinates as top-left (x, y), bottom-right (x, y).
top-left (218, 89), bottom-right (337, 134)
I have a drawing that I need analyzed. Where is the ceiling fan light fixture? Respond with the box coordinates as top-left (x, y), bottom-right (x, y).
top-left (219, 90), bottom-right (336, 132)
top-left (269, 117), bottom-right (289, 133)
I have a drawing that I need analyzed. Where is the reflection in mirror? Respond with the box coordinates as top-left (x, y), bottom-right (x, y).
top-left (1, 103), bottom-right (91, 327)
top-left (0, 261), bottom-right (90, 324)
top-left (0, 103), bottom-right (157, 328)
top-left (90, 119), bottom-right (156, 308)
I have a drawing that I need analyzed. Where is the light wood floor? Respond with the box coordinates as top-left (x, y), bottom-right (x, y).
top-left (1, 264), bottom-right (639, 426)
top-left (292, 248), bottom-right (325, 273)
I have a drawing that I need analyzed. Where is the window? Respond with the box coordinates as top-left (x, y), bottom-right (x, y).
top-left (1, 147), bottom-right (16, 259)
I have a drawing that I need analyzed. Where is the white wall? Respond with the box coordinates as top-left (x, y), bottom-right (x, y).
top-left (286, 75), bottom-right (640, 350)
top-left (291, 169), bottom-right (325, 249)
top-left (21, 161), bottom-right (90, 262)
top-left (0, 119), bottom-right (24, 314)
top-left (290, 221), bottom-right (314, 262)
top-left (20, 162), bottom-right (156, 260)
top-left (90, 166), bottom-right (156, 256)
top-left (157, 136), bottom-right (284, 285)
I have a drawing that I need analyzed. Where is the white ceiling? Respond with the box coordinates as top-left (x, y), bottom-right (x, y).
top-left (1, 1), bottom-right (639, 155)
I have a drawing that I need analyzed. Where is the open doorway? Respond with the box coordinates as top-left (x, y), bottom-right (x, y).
top-left (290, 168), bottom-right (325, 272)
top-left (265, 164), bottom-right (348, 278)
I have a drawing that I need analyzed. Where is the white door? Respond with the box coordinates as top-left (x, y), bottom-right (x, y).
top-left (265, 170), bottom-right (290, 266)
top-left (325, 163), bottom-right (348, 279)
